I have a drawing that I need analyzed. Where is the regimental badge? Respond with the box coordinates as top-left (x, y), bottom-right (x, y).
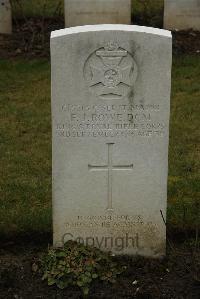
top-left (84, 42), bottom-right (138, 100)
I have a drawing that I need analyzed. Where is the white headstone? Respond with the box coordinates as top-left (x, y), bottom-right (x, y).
top-left (0, 0), bottom-right (12, 34)
top-left (64, 0), bottom-right (131, 27)
top-left (164, 0), bottom-right (200, 31)
top-left (51, 25), bottom-right (172, 257)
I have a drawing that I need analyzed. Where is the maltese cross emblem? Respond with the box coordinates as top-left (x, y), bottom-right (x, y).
top-left (84, 42), bottom-right (137, 100)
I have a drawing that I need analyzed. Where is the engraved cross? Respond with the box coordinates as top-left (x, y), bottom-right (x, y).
top-left (88, 143), bottom-right (133, 211)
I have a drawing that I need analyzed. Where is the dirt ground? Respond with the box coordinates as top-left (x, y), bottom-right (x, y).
top-left (0, 18), bottom-right (200, 59)
top-left (0, 232), bottom-right (200, 299)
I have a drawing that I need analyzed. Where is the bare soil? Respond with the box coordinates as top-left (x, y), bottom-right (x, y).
top-left (0, 232), bottom-right (199, 299)
top-left (0, 18), bottom-right (200, 59)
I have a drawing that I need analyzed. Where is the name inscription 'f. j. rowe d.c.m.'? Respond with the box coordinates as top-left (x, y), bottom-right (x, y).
top-left (51, 25), bottom-right (172, 257)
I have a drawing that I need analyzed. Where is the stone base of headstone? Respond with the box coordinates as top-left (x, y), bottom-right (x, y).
top-left (0, 0), bottom-right (12, 34)
top-left (164, 0), bottom-right (200, 31)
top-left (64, 0), bottom-right (131, 28)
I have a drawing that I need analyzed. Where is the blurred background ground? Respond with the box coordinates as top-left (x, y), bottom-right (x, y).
top-left (0, 17), bottom-right (200, 59)
top-left (0, 0), bottom-right (199, 58)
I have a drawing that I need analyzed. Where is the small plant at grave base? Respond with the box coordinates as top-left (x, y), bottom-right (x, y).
top-left (41, 240), bottom-right (125, 296)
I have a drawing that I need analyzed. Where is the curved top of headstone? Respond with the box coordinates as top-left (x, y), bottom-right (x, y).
top-left (51, 24), bottom-right (171, 39)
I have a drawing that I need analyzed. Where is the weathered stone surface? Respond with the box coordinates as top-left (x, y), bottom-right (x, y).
top-left (64, 0), bottom-right (131, 27)
top-left (51, 25), bottom-right (172, 257)
top-left (164, 0), bottom-right (200, 31)
top-left (0, 0), bottom-right (12, 34)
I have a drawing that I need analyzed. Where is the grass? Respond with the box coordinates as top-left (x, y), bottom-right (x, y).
top-left (0, 59), bottom-right (51, 235)
top-left (168, 55), bottom-right (200, 231)
top-left (133, 0), bottom-right (164, 27)
top-left (0, 54), bottom-right (199, 237)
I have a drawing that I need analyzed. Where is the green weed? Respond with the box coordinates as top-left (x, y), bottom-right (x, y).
top-left (41, 241), bottom-right (124, 296)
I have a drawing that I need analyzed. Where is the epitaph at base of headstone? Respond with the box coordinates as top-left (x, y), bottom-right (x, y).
top-left (0, 0), bottom-right (12, 34)
top-left (164, 0), bottom-right (200, 31)
top-left (64, 0), bottom-right (131, 27)
top-left (51, 25), bottom-right (172, 257)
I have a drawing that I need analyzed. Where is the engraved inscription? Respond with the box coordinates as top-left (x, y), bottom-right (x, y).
top-left (64, 215), bottom-right (159, 232)
top-left (55, 104), bottom-right (166, 139)
top-left (65, 214), bottom-right (145, 228)
top-left (84, 42), bottom-right (138, 100)
top-left (88, 143), bottom-right (133, 211)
